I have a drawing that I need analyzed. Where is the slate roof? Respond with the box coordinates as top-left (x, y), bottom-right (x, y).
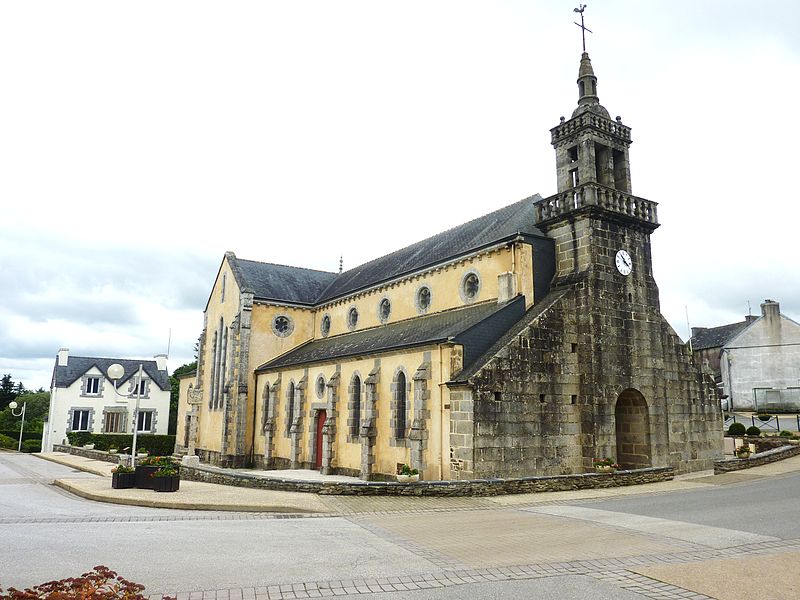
top-left (231, 195), bottom-right (546, 307)
top-left (257, 296), bottom-right (526, 374)
top-left (317, 195), bottom-right (545, 303)
top-left (690, 321), bottom-right (751, 351)
top-left (52, 356), bottom-right (170, 391)
top-left (232, 258), bottom-right (338, 306)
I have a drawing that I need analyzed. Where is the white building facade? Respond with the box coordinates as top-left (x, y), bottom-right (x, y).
top-left (42, 348), bottom-right (171, 452)
top-left (721, 300), bottom-right (800, 411)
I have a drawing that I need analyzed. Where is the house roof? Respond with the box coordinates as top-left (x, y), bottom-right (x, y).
top-left (52, 357), bottom-right (170, 391)
top-left (257, 296), bottom-right (526, 373)
top-left (690, 321), bottom-right (751, 351)
top-left (232, 195), bottom-right (546, 308)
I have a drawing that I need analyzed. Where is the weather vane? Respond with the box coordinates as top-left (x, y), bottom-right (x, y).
top-left (573, 4), bottom-right (593, 52)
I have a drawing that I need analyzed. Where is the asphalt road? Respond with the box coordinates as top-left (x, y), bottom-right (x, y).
top-left (2, 452), bottom-right (799, 599)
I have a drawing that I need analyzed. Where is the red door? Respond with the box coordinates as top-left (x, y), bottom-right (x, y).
top-left (315, 410), bottom-right (327, 470)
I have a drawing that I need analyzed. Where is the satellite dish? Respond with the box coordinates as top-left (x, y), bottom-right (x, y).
top-left (107, 363), bottom-right (125, 381)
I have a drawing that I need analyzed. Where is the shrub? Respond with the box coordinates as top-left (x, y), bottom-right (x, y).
top-left (0, 564), bottom-right (175, 599)
top-left (111, 465), bottom-right (135, 474)
top-left (727, 422), bottom-right (746, 436)
top-left (779, 430), bottom-right (795, 438)
top-left (0, 433), bottom-right (16, 449)
top-left (21, 439), bottom-right (41, 453)
top-left (757, 413), bottom-right (772, 422)
top-left (746, 426), bottom-right (761, 436)
top-left (66, 433), bottom-right (176, 456)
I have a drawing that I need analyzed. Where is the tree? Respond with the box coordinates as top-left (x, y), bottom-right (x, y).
top-left (0, 374), bottom-right (20, 411)
top-left (168, 362), bottom-right (197, 435)
top-left (0, 391), bottom-right (49, 434)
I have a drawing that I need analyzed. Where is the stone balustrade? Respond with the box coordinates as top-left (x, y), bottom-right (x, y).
top-left (534, 183), bottom-right (658, 227)
top-left (551, 113), bottom-right (631, 144)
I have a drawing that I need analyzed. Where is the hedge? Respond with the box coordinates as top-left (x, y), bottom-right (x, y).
top-left (21, 439), bottom-right (41, 453)
top-left (0, 433), bottom-right (17, 449)
top-left (66, 433), bottom-right (176, 456)
top-left (0, 430), bottom-right (41, 442)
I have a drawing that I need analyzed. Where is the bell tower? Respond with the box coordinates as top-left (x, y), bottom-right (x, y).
top-left (534, 48), bottom-right (659, 284)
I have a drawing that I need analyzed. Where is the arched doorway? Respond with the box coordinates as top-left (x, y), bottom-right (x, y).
top-left (615, 389), bottom-right (651, 469)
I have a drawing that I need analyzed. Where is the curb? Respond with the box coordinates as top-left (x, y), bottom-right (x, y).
top-left (52, 479), bottom-right (325, 514)
top-left (34, 452), bottom-right (112, 477)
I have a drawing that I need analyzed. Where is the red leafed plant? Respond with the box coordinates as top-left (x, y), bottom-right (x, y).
top-left (0, 565), bottom-right (175, 600)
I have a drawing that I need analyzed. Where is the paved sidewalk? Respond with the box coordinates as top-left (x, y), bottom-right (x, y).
top-left (33, 452), bottom-right (800, 515)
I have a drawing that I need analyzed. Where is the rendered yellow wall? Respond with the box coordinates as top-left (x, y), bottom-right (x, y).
top-left (175, 373), bottom-right (195, 448)
top-left (317, 247), bottom-right (514, 339)
top-left (257, 344), bottom-right (455, 480)
top-left (196, 258), bottom-right (241, 454)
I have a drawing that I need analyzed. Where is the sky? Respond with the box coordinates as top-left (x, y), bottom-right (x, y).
top-left (2, 1), bottom-right (799, 390)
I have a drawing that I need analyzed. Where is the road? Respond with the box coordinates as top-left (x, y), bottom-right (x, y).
top-left (1, 452), bottom-right (799, 599)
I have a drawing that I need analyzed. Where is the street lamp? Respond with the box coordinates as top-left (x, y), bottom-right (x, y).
top-left (106, 363), bottom-right (144, 468)
top-left (8, 401), bottom-right (26, 452)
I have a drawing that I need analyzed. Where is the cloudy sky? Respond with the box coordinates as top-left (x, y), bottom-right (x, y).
top-left (2, 1), bottom-right (798, 390)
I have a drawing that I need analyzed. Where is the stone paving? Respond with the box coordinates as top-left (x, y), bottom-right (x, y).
top-left (24, 452), bottom-right (800, 599)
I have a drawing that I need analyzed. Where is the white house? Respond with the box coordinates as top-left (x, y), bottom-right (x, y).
top-left (721, 300), bottom-right (800, 411)
top-left (42, 348), bottom-right (171, 452)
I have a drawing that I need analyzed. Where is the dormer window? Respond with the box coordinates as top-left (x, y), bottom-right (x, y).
top-left (86, 377), bottom-right (100, 395)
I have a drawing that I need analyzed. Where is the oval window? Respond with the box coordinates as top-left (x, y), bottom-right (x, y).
top-left (416, 286), bottom-right (432, 313)
top-left (320, 314), bottom-right (331, 337)
top-left (379, 298), bottom-right (391, 323)
top-left (347, 307), bottom-right (359, 330)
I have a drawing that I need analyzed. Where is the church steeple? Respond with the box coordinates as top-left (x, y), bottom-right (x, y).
top-left (574, 52), bottom-right (606, 118)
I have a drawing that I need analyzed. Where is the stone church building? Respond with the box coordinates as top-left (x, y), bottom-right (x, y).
top-left (178, 51), bottom-right (723, 480)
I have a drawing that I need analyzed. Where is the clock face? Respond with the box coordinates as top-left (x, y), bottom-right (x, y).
top-left (615, 249), bottom-right (632, 276)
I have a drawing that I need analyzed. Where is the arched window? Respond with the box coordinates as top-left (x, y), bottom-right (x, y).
top-left (395, 371), bottom-right (407, 439)
top-left (286, 381), bottom-right (296, 437)
top-left (350, 375), bottom-right (361, 438)
top-left (261, 382), bottom-right (270, 431)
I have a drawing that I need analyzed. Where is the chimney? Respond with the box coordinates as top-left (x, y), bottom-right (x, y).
top-left (745, 314), bottom-right (758, 324)
top-left (57, 348), bottom-right (69, 366)
top-left (154, 353), bottom-right (168, 372)
top-left (761, 299), bottom-right (780, 324)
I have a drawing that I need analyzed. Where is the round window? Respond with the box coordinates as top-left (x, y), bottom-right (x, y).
top-left (272, 315), bottom-right (294, 337)
top-left (416, 285), bottom-right (432, 313)
top-left (320, 314), bottom-right (331, 337)
top-left (462, 272), bottom-right (480, 302)
top-left (379, 298), bottom-right (391, 323)
top-left (347, 307), bottom-right (359, 330)
top-left (315, 375), bottom-right (326, 399)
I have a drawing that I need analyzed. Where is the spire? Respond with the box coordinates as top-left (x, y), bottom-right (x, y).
top-left (577, 52), bottom-right (598, 106)
top-left (571, 52), bottom-right (609, 119)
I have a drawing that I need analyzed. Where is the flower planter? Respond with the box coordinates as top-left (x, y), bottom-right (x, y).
top-left (112, 472), bottom-right (136, 489)
top-left (152, 475), bottom-right (180, 492)
top-left (135, 465), bottom-right (159, 489)
top-left (595, 466), bottom-right (616, 473)
top-left (397, 474), bottom-right (419, 483)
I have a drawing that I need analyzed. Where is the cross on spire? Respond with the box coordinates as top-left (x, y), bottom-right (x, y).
top-left (573, 4), bottom-right (593, 52)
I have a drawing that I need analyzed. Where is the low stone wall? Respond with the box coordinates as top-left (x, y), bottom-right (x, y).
top-left (180, 465), bottom-right (673, 497)
top-left (53, 444), bottom-right (148, 465)
top-left (714, 444), bottom-right (800, 474)
top-left (54, 444), bottom-right (121, 463)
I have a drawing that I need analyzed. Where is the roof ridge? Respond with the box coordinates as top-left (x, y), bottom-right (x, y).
top-left (336, 195), bottom-right (540, 279)
top-left (236, 257), bottom-right (338, 276)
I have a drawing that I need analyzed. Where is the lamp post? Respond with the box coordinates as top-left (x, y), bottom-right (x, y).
top-left (107, 363), bottom-right (144, 468)
top-left (8, 401), bottom-right (26, 452)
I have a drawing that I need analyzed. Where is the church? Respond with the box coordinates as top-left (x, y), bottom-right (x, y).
top-left (177, 49), bottom-right (723, 480)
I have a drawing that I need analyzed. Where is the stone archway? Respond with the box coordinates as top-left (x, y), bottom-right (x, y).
top-left (615, 389), bottom-right (651, 469)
